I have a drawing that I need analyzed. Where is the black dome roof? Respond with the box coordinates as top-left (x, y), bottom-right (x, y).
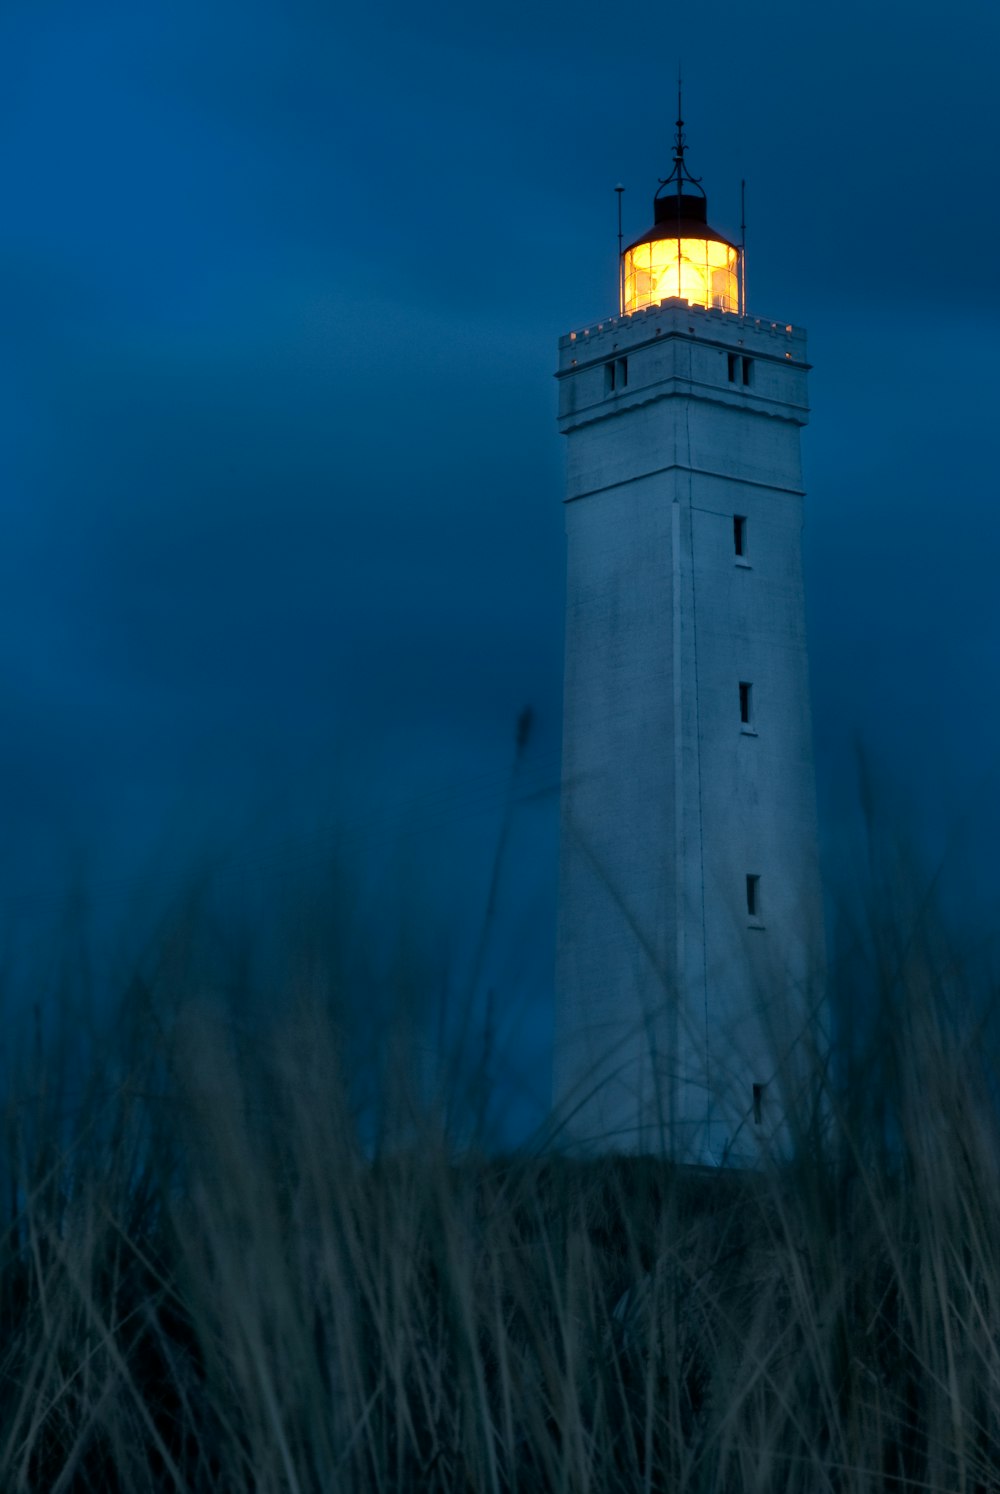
top-left (624, 191), bottom-right (738, 256)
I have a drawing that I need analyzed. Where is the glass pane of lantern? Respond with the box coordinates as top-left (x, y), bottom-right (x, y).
top-left (624, 237), bottom-right (738, 315)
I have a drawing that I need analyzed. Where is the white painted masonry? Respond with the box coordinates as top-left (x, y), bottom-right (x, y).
top-left (553, 299), bottom-right (825, 1162)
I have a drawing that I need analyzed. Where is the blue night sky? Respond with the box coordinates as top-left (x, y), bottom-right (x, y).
top-left (1, 0), bottom-right (998, 1118)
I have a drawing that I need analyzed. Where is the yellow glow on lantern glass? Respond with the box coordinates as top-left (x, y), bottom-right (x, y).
top-left (623, 237), bottom-right (739, 314)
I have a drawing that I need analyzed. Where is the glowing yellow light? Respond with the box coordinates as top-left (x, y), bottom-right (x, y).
top-left (623, 236), bottom-right (739, 315)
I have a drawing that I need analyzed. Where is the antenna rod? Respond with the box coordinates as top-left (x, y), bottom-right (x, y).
top-left (740, 178), bottom-right (747, 315)
top-left (615, 184), bottom-right (625, 315)
top-left (676, 66), bottom-right (683, 299)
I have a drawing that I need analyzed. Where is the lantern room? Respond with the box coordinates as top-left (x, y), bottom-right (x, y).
top-left (619, 92), bottom-right (742, 316)
top-left (623, 191), bottom-right (739, 314)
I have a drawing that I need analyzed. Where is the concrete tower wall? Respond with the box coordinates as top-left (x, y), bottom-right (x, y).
top-left (554, 301), bottom-right (824, 1161)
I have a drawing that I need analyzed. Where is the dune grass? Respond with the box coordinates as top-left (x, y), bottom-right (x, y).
top-left (0, 840), bottom-right (998, 1493)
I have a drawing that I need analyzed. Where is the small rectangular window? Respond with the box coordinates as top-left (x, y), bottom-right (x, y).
top-left (739, 682), bottom-right (752, 725)
top-left (746, 874), bottom-right (760, 919)
top-left (742, 356), bottom-right (753, 386)
top-left (752, 1082), bottom-right (764, 1126)
top-left (617, 357), bottom-right (628, 388)
top-left (605, 361), bottom-right (616, 394)
top-left (733, 515), bottom-right (747, 557)
top-left (727, 352), bottom-right (738, 383)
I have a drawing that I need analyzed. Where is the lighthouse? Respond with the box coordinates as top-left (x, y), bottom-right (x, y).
top-left (552, 106), bottom-right (825, 1162)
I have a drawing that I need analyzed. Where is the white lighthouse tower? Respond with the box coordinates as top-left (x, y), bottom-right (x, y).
top-left (553, 107), bottom-right (825, 1162)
